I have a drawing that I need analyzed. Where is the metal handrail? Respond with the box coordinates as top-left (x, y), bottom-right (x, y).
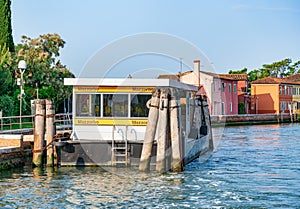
top-left (0, 113), bottom-right (73, 133)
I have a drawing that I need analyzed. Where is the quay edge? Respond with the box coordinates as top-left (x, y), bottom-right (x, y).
top-left (211, 113), bottom-right (298, 126)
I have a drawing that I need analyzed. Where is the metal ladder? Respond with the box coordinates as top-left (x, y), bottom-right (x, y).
top-left (111, 126), bottom-right (129, 166)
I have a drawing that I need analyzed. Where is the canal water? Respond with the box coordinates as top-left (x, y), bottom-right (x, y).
top-left (1, 123), bottom-right (299, 208)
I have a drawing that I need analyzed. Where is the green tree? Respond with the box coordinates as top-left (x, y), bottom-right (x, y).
top-left (228, 67), bottom-right (247, 74)
top-left (261, 58), bottom-right (292, 78)
top-left (0, 94), bottom-right (14, 116)
top-left (247, 58), bottom-right (300, 83)
top-left (291, 60), bottom-right (300, 74)
top-left (238, 102), bottom-right (245, 114)
top-left (0, 43), bottom-right (14, 116)
top-left (248, 69), bottom-right (261, 83)
top-left (0, 0), bottom-right (14, 52)
top-left (15, 33), bottom-right (75, 113)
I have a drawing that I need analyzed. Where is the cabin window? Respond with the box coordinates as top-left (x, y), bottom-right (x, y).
top-left (130, 94), bottom-right (151, 117)
top-left (75, 92), bottom-right (151, 118)
top-left (103, 94), bottom-right (128, 117)
top-left (76, 94), bottom-right (100, 117)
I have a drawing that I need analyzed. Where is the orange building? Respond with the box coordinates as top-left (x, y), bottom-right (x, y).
top-left (251, 77), bottom-right (296, 114)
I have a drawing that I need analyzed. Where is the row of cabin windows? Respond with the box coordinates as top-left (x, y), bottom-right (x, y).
top-left (214, 82), bottom-right (237, 93)
top-left (76, 93), bottom-right (151, 118)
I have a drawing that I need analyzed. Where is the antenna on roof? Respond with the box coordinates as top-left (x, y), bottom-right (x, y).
top-left (179, 57), bottom-right (183, 74)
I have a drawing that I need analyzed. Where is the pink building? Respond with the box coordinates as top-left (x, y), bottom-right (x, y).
top-left (218, 74), bottom-right (249, 114)
top-left (159, 60), bottom-right (247, 115)
top-left (210, 74), bottom-right (239, 115)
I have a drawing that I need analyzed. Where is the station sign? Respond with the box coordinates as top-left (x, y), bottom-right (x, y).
top-left (74, 118), bottom-right (148, 126)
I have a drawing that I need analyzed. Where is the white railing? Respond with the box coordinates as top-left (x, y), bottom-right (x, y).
top-left (0, 113), bottom-right (72, 133)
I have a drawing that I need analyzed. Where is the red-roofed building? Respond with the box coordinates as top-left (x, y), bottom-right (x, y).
top-left (179, 61), bottom-right (247, 115)
top-left (159, 60), bottom-right (248, 115)
top-left (284, 74), bottom-right (300, 114)
top-left (218, 74), bottom-right (249, 114)
top-left (250, 77), bottom-right (297, 114)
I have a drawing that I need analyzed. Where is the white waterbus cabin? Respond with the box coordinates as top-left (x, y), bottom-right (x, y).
top-left (61, 78), bottom-right (213, 167)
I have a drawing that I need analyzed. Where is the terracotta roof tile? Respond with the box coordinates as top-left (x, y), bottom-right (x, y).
top-left (284, 73), bottom-right (300, 82)
top-left (251, 76), bottom-right (300, 85)
top-left (218, 74), bottom-right (248, 81)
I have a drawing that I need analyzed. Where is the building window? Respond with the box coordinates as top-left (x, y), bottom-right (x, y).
top-left (230, 102), bottom-right (232, 112)
top-left (221, 102), bottom-right (225, 115)
top-left (213, 81), bottom-right (216, 92)
top-left (213, 101), bottom-right (218, 115)
top-left (234, 84), bottom-right (237, 93)
top-left (280, 86), bottom-right (282, 95)
top-left (228, 84), bottom-right (231, 93)
top-left (284, 85), bottom-right (287, 95)
top-left (222, 83), bottom-right (226, 92)
top-left (280, 101), bottom-right (286, 112)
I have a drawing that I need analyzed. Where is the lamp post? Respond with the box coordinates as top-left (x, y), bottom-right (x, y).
top-left (17, 60), bottom-right (27, 129)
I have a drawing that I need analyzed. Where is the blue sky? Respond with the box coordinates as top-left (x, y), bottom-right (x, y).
top-left (11, 0), bottom-right (300, 77)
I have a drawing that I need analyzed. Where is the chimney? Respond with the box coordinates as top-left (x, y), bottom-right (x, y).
top-left (193, 60), bottom-right (200, 87)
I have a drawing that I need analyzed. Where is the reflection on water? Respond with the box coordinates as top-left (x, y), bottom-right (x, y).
top-left (1, 123), bottom-right (300, 208)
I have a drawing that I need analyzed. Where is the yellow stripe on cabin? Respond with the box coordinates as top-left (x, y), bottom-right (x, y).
top-left (74, 86), bottom-right (153, 93)
top-left (74, 118), bottom-right (148, 126)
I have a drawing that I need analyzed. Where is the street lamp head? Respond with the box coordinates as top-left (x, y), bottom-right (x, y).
top-left (18, 60), bottom-right (27, 70)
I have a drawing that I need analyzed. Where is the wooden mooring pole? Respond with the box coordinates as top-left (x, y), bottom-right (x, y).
top-left (169, 88), bottom-right (183, 172)
top-left (46, 99), bottom-right (56, 167)
top-left (33, 99), bottom-right (46, 167)
top-left (201, 96), bottom-right (214, 150)
top-left (156, 88), bottom-right (169, 173)
top-left (139, 88), bottom-right (160, 172)
top-left (139, 88), bottom-right (184, 172)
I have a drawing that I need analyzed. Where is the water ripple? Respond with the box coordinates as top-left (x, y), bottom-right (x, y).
top-left (0, 123), bottom-right (300, 208)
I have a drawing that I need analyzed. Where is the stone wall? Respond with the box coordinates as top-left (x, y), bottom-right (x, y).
top-left (0, 135), bottom-right (25, 170)
top-left (0, 148), bottom-right (24, 170)
top-left (211, 113), bottom-right (294, 125)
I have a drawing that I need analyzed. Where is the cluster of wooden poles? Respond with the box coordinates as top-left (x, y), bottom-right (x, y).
top-left (32, 99), bottom-right (57, 167)
top-left (139, 88), bottom-right (184, 173)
